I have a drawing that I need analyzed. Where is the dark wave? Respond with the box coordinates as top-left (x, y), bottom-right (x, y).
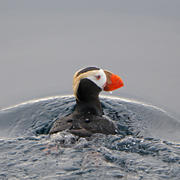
top-left (0, 95), bottom-right (179, 179)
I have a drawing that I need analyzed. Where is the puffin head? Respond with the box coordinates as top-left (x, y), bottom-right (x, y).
top-left (73, 67), bottom-right (124, 101)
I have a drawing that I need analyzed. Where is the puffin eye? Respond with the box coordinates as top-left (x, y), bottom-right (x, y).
top-left (95, 75), bottom-right (101, 80)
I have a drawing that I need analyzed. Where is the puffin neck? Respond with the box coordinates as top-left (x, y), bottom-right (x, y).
top-left (75, 98), bottom-right (103, 116)
top-left (75, 78), bottom-right (103, 116)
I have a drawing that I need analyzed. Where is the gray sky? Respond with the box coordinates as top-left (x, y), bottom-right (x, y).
top-left (0, 0), bottom-right (180, 118)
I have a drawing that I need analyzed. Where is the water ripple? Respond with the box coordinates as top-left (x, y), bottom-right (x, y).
top-left (0, 95), bottom-right (180, 179)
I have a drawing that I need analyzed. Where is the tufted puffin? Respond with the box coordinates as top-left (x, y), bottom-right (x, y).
top-left (49, 67), bottom-right (124, 137)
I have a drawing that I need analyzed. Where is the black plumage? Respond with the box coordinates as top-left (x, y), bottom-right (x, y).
top-left (49, 77), bottom-right (117, 137)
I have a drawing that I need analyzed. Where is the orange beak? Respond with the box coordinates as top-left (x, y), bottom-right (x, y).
top-left (103, 70), bottom-right (124, 91)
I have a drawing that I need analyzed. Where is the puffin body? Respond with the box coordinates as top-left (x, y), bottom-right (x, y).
top-left (49, 67), bottom-right (124, 137)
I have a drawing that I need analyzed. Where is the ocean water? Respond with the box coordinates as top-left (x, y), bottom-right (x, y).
top-left (0, 95), bottom-right (179, 180)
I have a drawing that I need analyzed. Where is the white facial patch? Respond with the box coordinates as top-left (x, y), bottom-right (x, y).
top-left (86, 69), bottom-right (107, 89)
